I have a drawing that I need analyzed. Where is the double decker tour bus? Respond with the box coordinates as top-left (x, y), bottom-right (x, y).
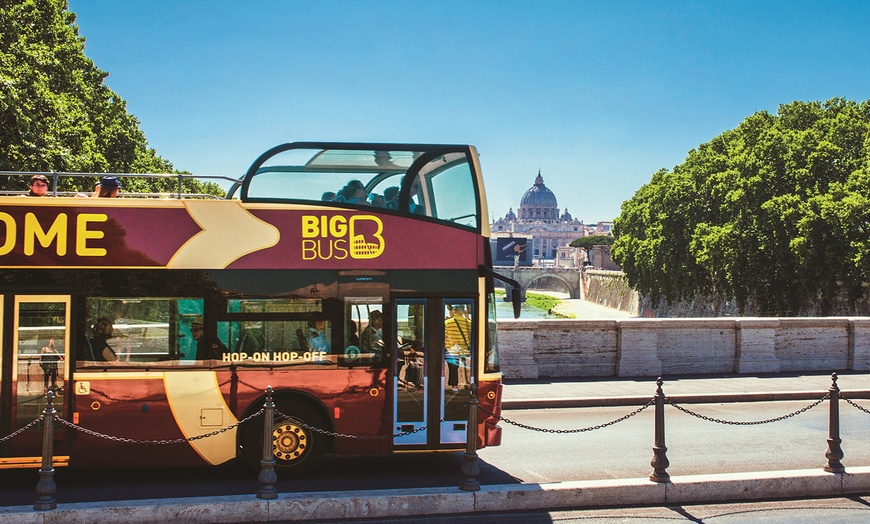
top-left (0, 142), bottom-right (521, 476)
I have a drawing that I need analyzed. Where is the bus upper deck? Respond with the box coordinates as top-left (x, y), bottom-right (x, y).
top-left (2, 142), bottom-right (491, 235)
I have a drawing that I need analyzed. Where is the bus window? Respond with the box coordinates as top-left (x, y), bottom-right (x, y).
top-left (427, 157), bottom-right (478, 228)
top-left (16, 300), bottom-right (67, 395)
top-left (220, 298), bottom-right (337, 367)
top-left (80, 297), bottom-right (200, 365)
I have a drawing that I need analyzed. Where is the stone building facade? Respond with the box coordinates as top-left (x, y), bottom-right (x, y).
top-left (490, 171), bottom-right (590, 262)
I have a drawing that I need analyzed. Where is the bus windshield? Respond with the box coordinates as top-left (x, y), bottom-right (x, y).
top-left (238, 144), bottom-right (481, 230)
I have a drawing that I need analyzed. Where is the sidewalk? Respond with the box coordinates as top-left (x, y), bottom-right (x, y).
top-left (3, 372), bottom-right (870, 523)
top-left (502, 371), bottom-right (870, 409)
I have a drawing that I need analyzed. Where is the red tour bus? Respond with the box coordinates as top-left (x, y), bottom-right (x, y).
top-left (0, 142), bottom-right (521, 476)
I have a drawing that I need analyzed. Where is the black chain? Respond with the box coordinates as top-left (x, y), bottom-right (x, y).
top-left (55, 409), bottom-right (264, 445)
top-left (477, 399), bottom-right (655, 433)
top-left (0, 415), bottom-right (45, 444)
top-left (842, 396), bottom-right (870, 415)
top-left (274, 409), bottom-right (434, 439)
top-left (666, 394), bottom-right (829, 425)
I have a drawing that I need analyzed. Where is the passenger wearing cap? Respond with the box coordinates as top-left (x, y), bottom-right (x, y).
top-left (27, 174), bottom-right (50, 197)
top-left (97, 176), bottom-right (121, 198)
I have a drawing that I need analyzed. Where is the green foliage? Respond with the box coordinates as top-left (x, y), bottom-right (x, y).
top-left (613, 98), bottom-right (870, 316)
top-left (569, 235), bottom-right (614, 250)
top-left (0, 0), bottom-right (222, 196)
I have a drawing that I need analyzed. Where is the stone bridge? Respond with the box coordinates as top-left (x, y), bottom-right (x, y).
top-left (494, 266), bottom-right (585, 299)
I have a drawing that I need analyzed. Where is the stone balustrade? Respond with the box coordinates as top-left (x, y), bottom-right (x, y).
top-left (497, 317), bottom-right (870, 379)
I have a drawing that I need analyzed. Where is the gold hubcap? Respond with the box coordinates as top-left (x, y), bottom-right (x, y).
top-left (272, 421), bottom-right (309, 462)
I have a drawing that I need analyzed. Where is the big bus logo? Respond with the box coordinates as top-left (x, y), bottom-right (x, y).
top-left (300, 215), bottom-right (385, 260)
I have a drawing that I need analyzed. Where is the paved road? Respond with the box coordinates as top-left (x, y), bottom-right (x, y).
top-left (3, 371), bottom-right (870, 522)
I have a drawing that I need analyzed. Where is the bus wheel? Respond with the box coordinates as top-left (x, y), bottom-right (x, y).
top-left (243, 401), bottom-right (328, 477)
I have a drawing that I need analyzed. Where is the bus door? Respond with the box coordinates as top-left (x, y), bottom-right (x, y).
top-left (393, 299), bottom-right (427, 446)
top-left (393, 298), bottom-right (475, 447)
top-left (440, 299), bottom-right (474, 444)
top-left (1, 295), bottom-right (71, 467)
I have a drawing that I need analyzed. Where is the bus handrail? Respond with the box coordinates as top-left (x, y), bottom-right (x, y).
top-left (0, 170), bottom-right (241, 199)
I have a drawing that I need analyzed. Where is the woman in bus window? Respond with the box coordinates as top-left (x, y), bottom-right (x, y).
top-left (91, 317), bottom-right (119, 362)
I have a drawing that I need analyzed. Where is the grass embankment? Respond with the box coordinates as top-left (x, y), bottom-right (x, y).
top-left (495, 290), bottom-right (572, 317)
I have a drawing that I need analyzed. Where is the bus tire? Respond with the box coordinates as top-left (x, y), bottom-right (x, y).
top-left (242, 400), bottom-right (328, 478)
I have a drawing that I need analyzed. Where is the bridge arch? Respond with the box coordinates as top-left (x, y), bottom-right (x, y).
top-left (494, 266), bottom-right (584, 300)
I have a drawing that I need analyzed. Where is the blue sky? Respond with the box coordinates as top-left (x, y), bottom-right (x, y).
top-left (68, 0), bottom-right (870, 223)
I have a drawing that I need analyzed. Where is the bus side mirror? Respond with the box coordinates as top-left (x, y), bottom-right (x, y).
top-left (512, 290), bottom-right (522, 319)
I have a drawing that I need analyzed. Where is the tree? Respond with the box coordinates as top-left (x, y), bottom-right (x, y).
top-left (0, 0), bottom-right (221, 196)
top-left (612, 98), bottom-right (870, 316)
top-left (569, 235), bottom-right (614, 250)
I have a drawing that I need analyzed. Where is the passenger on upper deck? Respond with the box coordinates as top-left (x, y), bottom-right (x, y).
top-left (409, 178), bottom-right (424, 214)
top-left (97, 176), bottom-right (121, 198)
top-left (336, 180), bottom-right (367, 204)
top-left (383, 186), bottom-right (399, 209)
top-left (27, 174), bottom-right (49, 197)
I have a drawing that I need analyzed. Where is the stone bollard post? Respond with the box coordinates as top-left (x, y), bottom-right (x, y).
top-left (823, 373), bottom-right (845, 473)
top-left (257, 386), bottom-right (278, 500)
top-left (459, 381), bottom-right (481, 491)
top-left (34, 391), bottom-right (58, 511)
top-left (649, 377), bottom-right (670, 482)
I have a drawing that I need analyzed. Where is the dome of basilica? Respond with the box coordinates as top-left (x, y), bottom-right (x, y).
top-left (518, 171), bottom-right (559, 220)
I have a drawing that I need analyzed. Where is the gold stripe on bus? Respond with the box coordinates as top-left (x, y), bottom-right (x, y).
top-left (167, 200), bottom-right (280, 269)
top-left (0, 456), bottom-right (70, 469)
top-left (164, 371), bottom-right (237, 466)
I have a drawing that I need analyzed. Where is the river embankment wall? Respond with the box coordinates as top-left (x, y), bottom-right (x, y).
top-left (497, 317), bottom-right (870, 379)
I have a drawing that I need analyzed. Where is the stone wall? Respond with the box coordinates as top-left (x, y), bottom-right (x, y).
top-left (582, 270), bottom-right (870, 318)
top-left (497, 317), bottom-right (870, 379)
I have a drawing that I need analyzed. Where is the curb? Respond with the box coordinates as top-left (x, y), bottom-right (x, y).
top-left (3, 467), bottom-right (870, 523)
top-left (502, 390), bottom-right (870, 410)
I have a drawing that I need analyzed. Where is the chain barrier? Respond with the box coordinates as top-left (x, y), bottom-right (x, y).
top-left (477, 399), bottom-right (655, 433)
top-left (0, 415), bottom-right (45, 444)
top-left (666, 394), bottom-right (830, 425)
top-left (274, 409), bottom-right (435, 439)
top-left (841, 395), bottom-right (870, 416)
top-left (54, 409), bottom-right (264, 445)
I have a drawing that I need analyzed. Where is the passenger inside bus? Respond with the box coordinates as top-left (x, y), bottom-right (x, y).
top-left (91, 317), bottom-right (119, 362)
top-left (305, 320), bottom-right (331, 352)
top-left (444, 304), bottom-right (471, 392)
top-left (360, 310), bottom-right (383, 361)
top-left (191, 317), bottom-right (227, 360)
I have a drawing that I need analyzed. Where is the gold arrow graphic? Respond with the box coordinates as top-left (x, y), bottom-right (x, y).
top-left (167, 201), bottom-right (280, 269)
